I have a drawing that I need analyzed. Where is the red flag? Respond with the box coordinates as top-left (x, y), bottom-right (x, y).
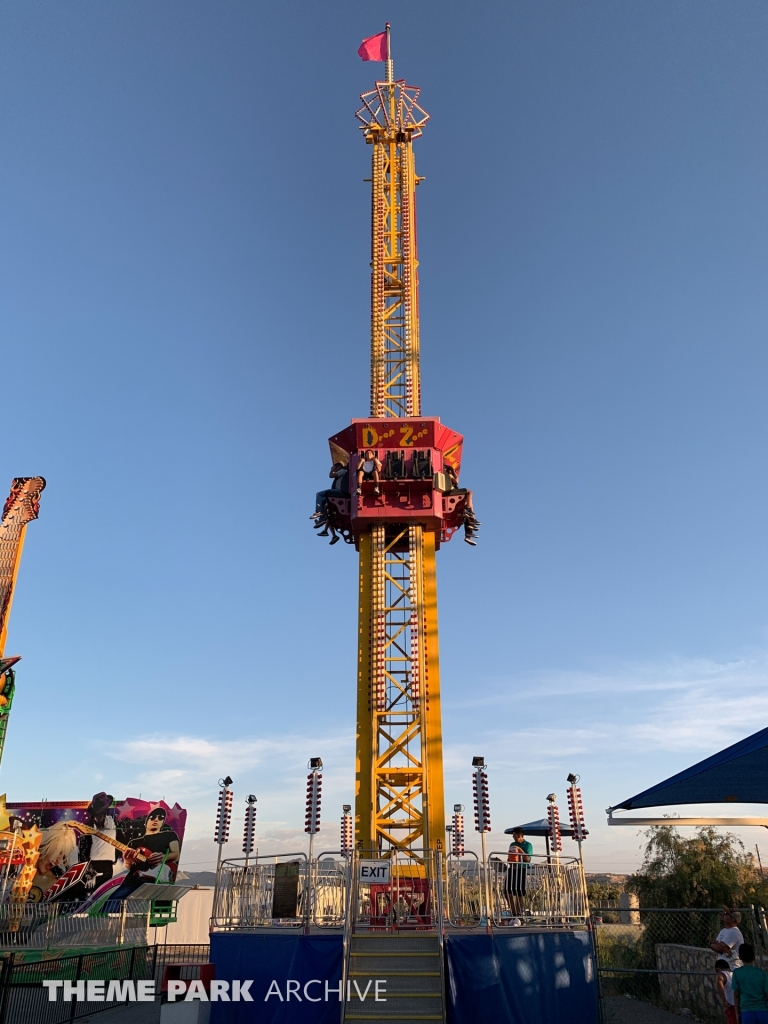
top-left (358, 31), bottom-right (388, 62)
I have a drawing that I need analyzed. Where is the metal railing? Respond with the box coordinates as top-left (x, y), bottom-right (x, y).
top-left (350, 849), bottom-right (441, 931)
top-left (213, 852), bottom-right (351, 930)
top-left (486, 852), bottom-right (588, 927)
top-left (212, 848), bottom-right (590, 933)
top-left (0, 900), bottom-right (158, 950)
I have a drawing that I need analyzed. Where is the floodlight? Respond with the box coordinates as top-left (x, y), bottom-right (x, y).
top-left (472, 756), bottom-right (485, 768)
top-left (309, 757), bottom-right (323, 770)
top-left (567, 773), bottom-right (579, 785)
top-left (220, 776), bottom-right (233, 788)
top-left (453, 804), bottom-right (464, 812)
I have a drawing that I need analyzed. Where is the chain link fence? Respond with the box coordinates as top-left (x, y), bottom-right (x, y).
top-left (0, 942), bottom-right (209, 1023)
top-left (593, 906), bottom-right (766, 1022)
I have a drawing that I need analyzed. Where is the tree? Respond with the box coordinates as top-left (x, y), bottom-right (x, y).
top-left (629, 825), bottom-right (767, 909)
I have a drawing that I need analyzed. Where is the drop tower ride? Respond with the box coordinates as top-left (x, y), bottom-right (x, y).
top-left (315, 29), bottom-right (478, 860)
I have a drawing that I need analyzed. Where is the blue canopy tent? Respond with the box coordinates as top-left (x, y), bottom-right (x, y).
top-left (607, 725), bottom-right (768, 827)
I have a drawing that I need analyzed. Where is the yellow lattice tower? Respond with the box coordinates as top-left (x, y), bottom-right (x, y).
top-left (354, 48), bottom-right (443, 859)
top-left (321, 33), bottom-right (475, 865)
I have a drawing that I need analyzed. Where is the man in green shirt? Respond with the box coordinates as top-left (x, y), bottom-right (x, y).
top-left (731, 943), bottom-right (768, 1023)
top-left (505, 828), bottom-right (534, 920)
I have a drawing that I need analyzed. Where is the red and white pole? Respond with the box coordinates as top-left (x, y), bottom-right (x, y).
top-left (243, 794), bottom-right (257, 868)
top-left (566, 774), bottom-right (587, 864)
top-left (452, 804), bottom-right (465, 858)
top-left (213, 776), bottom-right (234, 918)
top-left (472, 758), bottom-right (492, 928)
top-left (341, 804), bottom-right (353, 858)
top-left (546, 793), bottom-right (562, 863)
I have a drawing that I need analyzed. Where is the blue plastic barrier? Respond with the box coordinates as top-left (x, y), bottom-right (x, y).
top-left (445, 930), bottom-right (599, 1024)
top-left (209, 932), bottom-right (343, 1024)
top-left (208, 928), bottom-right (598, 1024)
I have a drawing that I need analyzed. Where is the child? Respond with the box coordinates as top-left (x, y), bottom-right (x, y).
top-left (716, 958), bottom-right (736, 1024)
top-left (732, 942), bottom-right (768, 1024)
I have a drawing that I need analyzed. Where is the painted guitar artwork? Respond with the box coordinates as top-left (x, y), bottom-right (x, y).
top-left (64, 822), bottom-right (155, 867)
top-left (39, 823), bottom-right (155, 903)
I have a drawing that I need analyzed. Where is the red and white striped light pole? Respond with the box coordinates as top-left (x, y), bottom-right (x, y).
top-left (452, 804), bottom-right (465, 858)
top-left (341, 804), bottom-right (353, 858)
top-left (304, 758), bottom-right (323, 932)
top-left (546, 792), bottom-right (562, 863)
top-left (305, 758), bottom-right (323, 863)
top-left (243, 794), bottom-right (257, 868)
top-left (472, 757), bottom-right (492, 926)
top-left (566, 773), bottom-right (587, 864)
top-left (213, 775), bottom-right (233, 915)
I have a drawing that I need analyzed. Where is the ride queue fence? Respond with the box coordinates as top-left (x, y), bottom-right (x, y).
top-left (0, 899), bottom-right (173, 950)
top-left (592, 905), bottom-right (768, 1024)
top-left (212, 849), bottom-right (589, 932)
top-left (0, 943), bottom-right (210, 1024)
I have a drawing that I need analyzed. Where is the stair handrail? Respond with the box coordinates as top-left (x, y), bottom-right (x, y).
top-left (340, 850), bottom-right (356, 1024)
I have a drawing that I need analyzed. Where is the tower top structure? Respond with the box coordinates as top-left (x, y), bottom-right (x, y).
top-left (355, 45), bottom-right (429, 420)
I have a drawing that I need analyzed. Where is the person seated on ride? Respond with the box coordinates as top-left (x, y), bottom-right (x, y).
top-left (312, 462), bottom-right (350, 518)
top-left (356, 450), bottom-right (382, 495)
top-left (444, 465), bottom-right (481, 546)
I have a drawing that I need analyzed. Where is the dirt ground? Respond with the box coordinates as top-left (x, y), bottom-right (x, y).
top-left (604, 994), bottom-right (707, 1023)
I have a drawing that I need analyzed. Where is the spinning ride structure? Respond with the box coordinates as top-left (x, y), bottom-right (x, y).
top-left (318, 48), bottom-right (476, 862)
top-left (0, 477), bottom-right (45, 769)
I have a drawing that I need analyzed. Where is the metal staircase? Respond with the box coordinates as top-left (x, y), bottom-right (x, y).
top-left (344, 932), bottom-right (446, 1024)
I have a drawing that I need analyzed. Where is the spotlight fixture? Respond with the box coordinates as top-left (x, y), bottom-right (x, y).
top-left (567, 773), bottom-right (579, 785)
top-left (308, 757), bottom-right (323, 770)
top-left (221, 776), bottom-right (233, 788)
top-left (472, 756), bottom-right (485, 768)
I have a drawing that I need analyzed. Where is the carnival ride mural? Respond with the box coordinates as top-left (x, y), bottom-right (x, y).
top-left (0, 793), bottom-right (186, 908)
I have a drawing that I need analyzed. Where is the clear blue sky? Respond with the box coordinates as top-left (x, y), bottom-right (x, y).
top-left (2, 1), bottom-right (768, 872)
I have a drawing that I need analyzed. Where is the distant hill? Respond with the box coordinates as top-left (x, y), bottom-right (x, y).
top-left (177, 870), bottom-right (216, 887)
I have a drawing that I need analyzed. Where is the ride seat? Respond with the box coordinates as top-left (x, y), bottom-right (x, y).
top-left (411, 450), bottom-right (432, 479)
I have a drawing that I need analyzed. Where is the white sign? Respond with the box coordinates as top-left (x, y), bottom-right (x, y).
top-left (358, 859), bottom-right (390, 884)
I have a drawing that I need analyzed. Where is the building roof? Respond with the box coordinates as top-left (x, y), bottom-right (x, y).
top-left (611, 725), bottom-right (768, 811)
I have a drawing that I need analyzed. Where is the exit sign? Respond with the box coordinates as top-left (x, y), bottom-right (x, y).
top-left (358, 859), bottom-right (391, 884)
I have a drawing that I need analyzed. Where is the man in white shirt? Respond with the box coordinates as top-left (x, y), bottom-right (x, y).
top-left (711, 910), bottom-right (744, 969)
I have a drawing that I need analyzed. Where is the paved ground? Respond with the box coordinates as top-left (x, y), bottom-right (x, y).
top-left (78, 1002), bottom-right (161, 1024)
top-left (604, 995), bottom-right (702, 1023)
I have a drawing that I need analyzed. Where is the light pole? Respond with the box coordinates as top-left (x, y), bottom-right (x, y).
top-left (243, 794), bottom-right (257, 869)
top-left (341, 805), bottom-right (353, 858)
top-left (212, 776), bottom-right (233, 921)
top-left (451, 804), bottom-right (465, 857)
top-left (472, 757), bottom-right (492, 930)
top-left (546, 792), bottom-right (562, 863)
top-left (566, 774), bottom-right (587, 865)
top-left (304, 758), bottom-right (323, 931)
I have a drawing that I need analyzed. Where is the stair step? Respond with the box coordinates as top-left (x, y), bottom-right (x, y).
top-left (344, 1017), bottom-right (442, 1022)
top-left (350, 958), bottom-right (439, 974)
top-left (349, 974), bottom-right (441, 994)
top-left (351, 935), bottom-right (439, 953)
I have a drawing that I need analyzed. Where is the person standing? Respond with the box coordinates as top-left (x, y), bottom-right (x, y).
top-left (716, 958), bottom-right (737, 1024)
top-left (731, 943), bottom-right (768, 1024)
top-left (711, 910), bottom-right (745, 969)
top-left (505, 828), bottom-right (533, 921)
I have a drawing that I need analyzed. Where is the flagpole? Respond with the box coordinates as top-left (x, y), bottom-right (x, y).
top-left (385, 22), bottom-right (393, 83)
